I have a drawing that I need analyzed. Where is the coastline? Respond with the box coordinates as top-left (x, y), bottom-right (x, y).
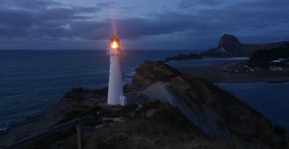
top-left (175, 60), bottom-right (289, 83)
top-left (176, 59), bottom-right (289, 132)
top-left (0, 60), bottom-right (288, 148)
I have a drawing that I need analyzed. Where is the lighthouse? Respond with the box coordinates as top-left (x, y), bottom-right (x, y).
top-left (107, 35), bottom-right (127, 106)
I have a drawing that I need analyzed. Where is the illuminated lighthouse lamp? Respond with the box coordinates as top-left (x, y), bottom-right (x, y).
top-left (107, 35), bottom-right (127, 106)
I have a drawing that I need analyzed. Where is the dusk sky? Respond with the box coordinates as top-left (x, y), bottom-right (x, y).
top-left (0, 0), bottom-right (289, 50)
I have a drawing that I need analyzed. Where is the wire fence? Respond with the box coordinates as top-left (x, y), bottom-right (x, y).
top-left (3, 119), bottom-right (82, 149)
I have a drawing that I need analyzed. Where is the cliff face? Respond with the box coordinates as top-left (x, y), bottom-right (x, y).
top-left (217, 34), bottom-right (241, 53)
top-left (202, 34), bottom-right (289, 57)
top-left (132, 61), bottom-right (287, 148)
top-left (1, 61), bottom-right (288, 148)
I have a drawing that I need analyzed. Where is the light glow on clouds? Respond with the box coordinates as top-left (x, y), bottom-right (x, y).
top-left (0, 0), bottom-right (288, 50)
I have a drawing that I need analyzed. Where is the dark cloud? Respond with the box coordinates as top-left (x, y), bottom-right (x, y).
top-left (238, 0), bottom-right (289, 8)
top-left (117, 12), bottom-right (204, 39)
top-left (0, 0), bottom-right (288, 49)
top-left (0, 8), bottom-right (34, 27)
top-left (1, 0), bottom-right (59, 9)
top-left (64, 12), bottom-right (203, 40)
top-left (0, 0), bottom-right (100, 40)
top-left (195, 1), bottom-right (289, 30)
top-left (68, 20), bottom-right (110, 39)
top-left (179, 0), bottom-right (222, 9)
top-left (35, 7), bottom-right (95, 21)
top-left (96, 2), bottom-right (116, 8)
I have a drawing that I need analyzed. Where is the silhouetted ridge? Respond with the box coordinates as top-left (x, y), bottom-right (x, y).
top-left (202, 34), bottom-right (289, 57)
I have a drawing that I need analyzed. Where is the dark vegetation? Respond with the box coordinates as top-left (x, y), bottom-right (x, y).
top-left (250, 44), bottom-right (289, 63)
top-left (22, 100), bottom-right (232, 149)
top-left (222, 44), bottom-right (289, 76)
top-left (164, 53), bottom-right (203, 62)
top-left (86, 100), bottom-right (230, 149)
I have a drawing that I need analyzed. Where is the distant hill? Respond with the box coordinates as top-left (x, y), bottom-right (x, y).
top-left (250, 43), bottom-right (289, 62)
top-left (202, 34), bottom-right (289, 57)
top-left (164, 53), bottom-right (202, 62)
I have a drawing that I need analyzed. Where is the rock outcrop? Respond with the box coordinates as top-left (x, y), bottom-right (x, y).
top-left (132, 61), bottom-right (181, 89)
top-left (202, 34), bottom-right (289, 57)
top-left (217, 34), bottom-right (242, 56)
top-left (132, 60), bottom-right (288, 148)
top-left (1, 61), bottom-right (288, 149)
top-left (202, 34), bottom-right (244, 56)
top-left (218, 34), bottom-right (241, 49)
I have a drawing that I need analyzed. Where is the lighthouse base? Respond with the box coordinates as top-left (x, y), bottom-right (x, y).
top-left (106, 95), bottom-right (127, 107)
top-left (105, 103), bottom-right (122, 107)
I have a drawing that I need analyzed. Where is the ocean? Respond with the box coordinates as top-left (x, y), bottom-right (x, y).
top-left (0, 50), bottom-right (193, 131)
top-left (0, 50), bottom-right (288, 132)
top-left (217, 82), bottom-right (289, 132)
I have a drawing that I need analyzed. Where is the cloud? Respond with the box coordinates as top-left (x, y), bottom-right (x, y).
top-left (178, 0), bottom-right (223, 9)
top-left (0, 0), bottom-right (288, 49)
top-left (96, 1), bottom-right (116, 8)
top-left (0, 8), bottom-right (34, 27)
top-left (0, 0), bottom-right (100, 40)
top-left (1, 0), bottom-right (59, 9)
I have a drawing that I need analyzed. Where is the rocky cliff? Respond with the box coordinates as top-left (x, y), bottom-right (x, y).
top-left (202, 34), bottom-right (289, 57)
top-left (0, 61), bottom-right (288, 149)
top-left (133, 61), bottom-right (288, 148)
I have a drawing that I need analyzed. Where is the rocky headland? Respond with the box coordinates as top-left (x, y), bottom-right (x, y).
top-left (163, 34), bottom-right (289, 63)
top-left (0, 61), bottom-right (288, 149)
top-left (202, 34), bottom-right (289, 57)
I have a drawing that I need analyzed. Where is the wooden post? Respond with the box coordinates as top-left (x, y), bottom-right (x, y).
top-left (76, 124), bottom-right (82, 149)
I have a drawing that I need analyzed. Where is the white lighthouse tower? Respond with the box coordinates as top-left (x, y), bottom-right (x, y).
top-left (107, 35), bottom-right (126, 106)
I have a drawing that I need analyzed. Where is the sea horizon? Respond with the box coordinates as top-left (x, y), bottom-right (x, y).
top-left (0, 49), bottom-right (204, 52)
top-left (0, 50), bottom-right (196, 131)
top-left (0, 50), bottom-right (288, 133)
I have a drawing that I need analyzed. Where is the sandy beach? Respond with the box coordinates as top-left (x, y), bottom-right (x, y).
top-left (176, 60), bottom-right (289, 83)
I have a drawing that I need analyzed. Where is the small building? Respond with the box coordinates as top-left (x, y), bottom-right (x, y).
top-left (272, 58), bottom-right (286, 63)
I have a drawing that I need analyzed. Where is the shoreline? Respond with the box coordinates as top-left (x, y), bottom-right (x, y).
top-left (1, 59), bottom-right (288, 133)
top-left (0, 60), bottom-right (288, 148)
top-left (175, 60), bottom-right (289, 83)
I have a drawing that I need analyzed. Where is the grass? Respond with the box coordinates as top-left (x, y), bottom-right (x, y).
top-left (83, 100), bottom-right (233, 149)
top-left (25, 128), bottom-right (77, 149)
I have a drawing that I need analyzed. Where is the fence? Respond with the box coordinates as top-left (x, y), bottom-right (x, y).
top-left (3, 119), bottom-right (82, 149)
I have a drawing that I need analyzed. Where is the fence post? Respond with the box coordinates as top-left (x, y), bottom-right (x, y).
top-left (76, 120), bottom-right (82, 149)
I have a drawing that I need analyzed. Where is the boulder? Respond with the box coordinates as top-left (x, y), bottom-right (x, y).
top-left (132, 60), bottom-right (181, 89)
